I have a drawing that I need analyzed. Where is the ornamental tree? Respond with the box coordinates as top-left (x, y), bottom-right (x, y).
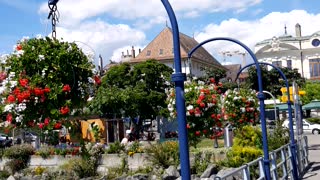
top-left (222, 88), bottom-right (259, 127)
top-left (167, 78), bottom-right (224, 147)
top-left (0, 36), bottom-right (95, 130)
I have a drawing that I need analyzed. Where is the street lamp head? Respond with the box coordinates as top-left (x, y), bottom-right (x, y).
top-left (48, 0), bottom-right (59, 6)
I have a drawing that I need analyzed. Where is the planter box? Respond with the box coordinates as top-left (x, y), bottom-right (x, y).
top-left (99, 154), bottom-right (124, 168)
top-left (127, 153), bottom-right (151, 170)
top-left (29, 155), bottom-right (78, 167)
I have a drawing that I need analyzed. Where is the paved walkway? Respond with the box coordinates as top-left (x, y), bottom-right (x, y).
top-left (303, 134), bottom-right (320, 180)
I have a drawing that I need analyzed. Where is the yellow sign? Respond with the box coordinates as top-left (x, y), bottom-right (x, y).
top-left (280, 87), bottom-right (306, 102)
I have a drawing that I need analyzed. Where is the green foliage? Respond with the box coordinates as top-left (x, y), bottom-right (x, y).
top-left (268, 119), bottom-right (290, 151)
top-left (0, 170), bottom-right (10, 179)
top-left (68, 158), bottom-right (97, 178)
top-left (1, 37), bottom-right (95, 129)
top-left (200, 67), bottom-right (227, 83)
top-left (127, 141), bottom-right (144, 156)
top-left (191, 151), bottom-right (218, 175)
top-left (144, 141), bottom-right (179, 168)
top-left (106, 141), bottom-right (125, 154)
top-left (307, 117), bottom-right (320, 124)
top-left (233, 125), bottom-right (263, 149)
top-left (245, 66), bottom-right (305, 97)
top-left (89, 60), bottom-right (173, 120)
top-left (219, 146), bottom-right (262, 168)
top-left (35, 146), bottom-right (53, 159)
top-left (33, 166), bottom-right (46, 175)
top-left (301, 81), bottom-right (320, 104)
top-left (219, 125), bottom-right (263, 168)
top-left (4, 144), bottom-right (35, 173)
top-left (106, 157), bottom-right (129, 179)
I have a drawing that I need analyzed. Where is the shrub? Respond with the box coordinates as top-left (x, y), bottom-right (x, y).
top-left (145, 141), bottom-right (179, 168)
top-left (34, 166), bottom-right (46, 175)
top-left (219, 146), bottom-right (262, 168)
top-left (191, 151), bottom-right (218, 175)
top-left (4, 144), bottom-right (35, 173)
top-left (233, 125), bottom-right (263, 149)
top-left (268, 119), bottom-right (290, 151)
top-left (0, 170), bottom-right (10, 179)
top-left (35, 146), bottom-right (53, 159)
top-left (127, 141), bottom-right (143, 156)
top-left (106, 141), bottom-right (125, 154)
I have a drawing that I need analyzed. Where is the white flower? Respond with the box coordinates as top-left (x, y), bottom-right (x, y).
top-left (240, 107), bottom-right (245, 112)
top-left (186, 105), bottom-right (194, 110)
top-left (38, 55), bottom-right (45, 61)
top-left (186, 111), bottom-right (190, 116)
top-left (168, 107), bottom-right (174, 112)
top-left (4, 104), bottom-right (15, 112)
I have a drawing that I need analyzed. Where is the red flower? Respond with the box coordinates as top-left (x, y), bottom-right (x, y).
top-left (6, 113), bottom-right (13, 123)
top-left (202, 129), bottom-right (208, 134)
top-left (211, 114), bottom-right (216, 119)
top-left (40, 96), bottom-right (46, 102)
top-left (28, 121), bottom-right (35, 127)
top-left (188, 109), bottom-right (195, 115)
top-left (186, 124), bottom-right (190, 129)
top-left (44, 117), bottom-right (50, 125)
top-left (16, 44), bottom-right (22, 51)
top-left (94, 75), bottom-right (101, 85)
top-left (199, 102), bottom-right (205, 108)
top-left (43, 87), bottom-right (51, 93)
top-left (62, 84), bottom-right (71, 92)
top-left (210, 78), bottom-right (215, 83)
top-left (217, 114), bottom-right (221, 119)
top-left (34, 88), bottom-right (44, 96)
top-left (60, 106), bottom-right (70, 115)
top-left (7, 95), bottom-right (16, 103)
top-left (54, 122), bottom-right (62, 129)
top-left (38, 123), bottom-right (44, 129)
top-left (19, 79), bottom-right (28, 87)
top-left (196, 99), bottom-right (202, 104)
top-left (195, 131), bottom-right (201, 136)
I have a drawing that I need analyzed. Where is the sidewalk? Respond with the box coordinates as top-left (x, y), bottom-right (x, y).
top-left (303, 134), bottom-right (320, 180)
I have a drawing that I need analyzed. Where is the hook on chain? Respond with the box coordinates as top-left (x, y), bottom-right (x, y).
top-left (47, 0), bottom-right (59, 40)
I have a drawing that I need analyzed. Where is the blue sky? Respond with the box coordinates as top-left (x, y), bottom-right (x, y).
top-left (1, 0), bottom-right (320, 66)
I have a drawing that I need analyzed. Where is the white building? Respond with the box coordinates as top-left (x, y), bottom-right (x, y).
top-left (255, 24), bottom-right (320, 80)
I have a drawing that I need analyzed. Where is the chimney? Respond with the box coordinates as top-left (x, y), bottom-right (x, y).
top-left (121, 52), bottom-right (124, 58)
top-left (131, 46), bottom-right (135, 58)
top-left (139, 48), bottom-right (141, 53)
top-left (295, 23), bottom-right (301, 37)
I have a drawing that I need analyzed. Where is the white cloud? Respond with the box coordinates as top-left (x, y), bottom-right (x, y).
top-left (39, 0), bottom-right (262, 27)
top-left (110, 45), bottom-right (145, 63)
top-left (194, 10), bottom-right (320, 64)
top-left (55, 20), bottom-right (146, 66)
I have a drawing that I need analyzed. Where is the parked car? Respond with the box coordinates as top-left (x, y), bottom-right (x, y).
top-left (0, 133), bottom-right (12, 148)
top-left (0, 133), bottom-right (11, 141)
top-left (283, 119), bottom-right (320, 134)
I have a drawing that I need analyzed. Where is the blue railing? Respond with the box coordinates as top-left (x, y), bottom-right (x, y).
top-left (214, 136), bottom-right (309, 180)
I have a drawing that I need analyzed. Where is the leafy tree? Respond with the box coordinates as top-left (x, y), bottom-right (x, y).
top-left (200, 67), bottom-right (227, 83)
top-left (245, 66), bottom-right (305, 98)
top-left (300, 81), bottom-right (320, 104)
top-left (89, 60), bottom-right (173, 137)
top-left (0, 37), bottom-right (95, 129)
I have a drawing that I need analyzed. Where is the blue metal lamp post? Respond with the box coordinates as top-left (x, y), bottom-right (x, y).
top-left (161, 1), bottom-right (190, 179)
top-left (236, 62), bottom-right (299, 180)
top-left (188, 37), bottom-right (271, 180)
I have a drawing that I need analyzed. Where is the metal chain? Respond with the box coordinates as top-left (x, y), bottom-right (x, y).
top-left (48, 3), bottom-right (59, 40)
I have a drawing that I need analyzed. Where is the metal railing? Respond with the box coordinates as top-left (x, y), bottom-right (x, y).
top-left (215, 136), bottom-right (309, 180)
